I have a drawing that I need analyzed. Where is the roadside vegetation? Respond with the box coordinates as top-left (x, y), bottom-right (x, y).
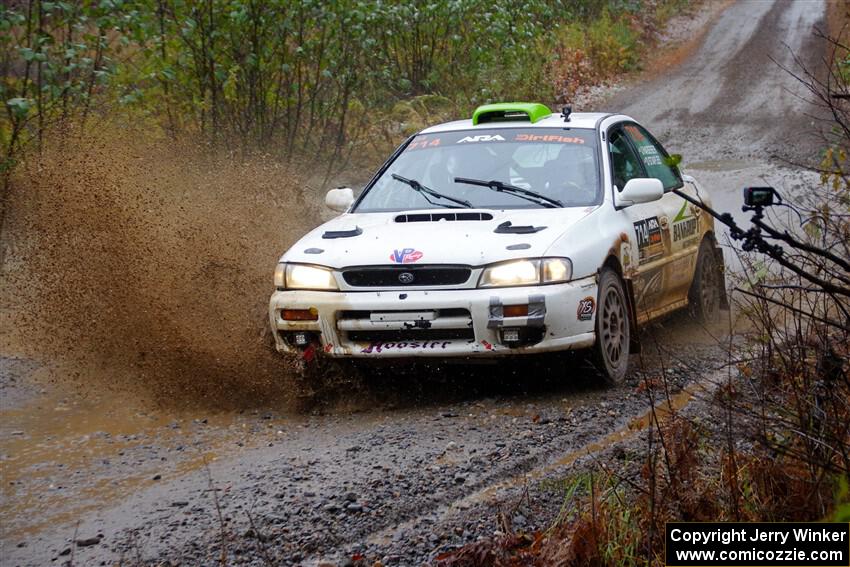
top-left (1, 0), bottom-right (691, 198)
top-left (435, 18), bottom-right (850, 567)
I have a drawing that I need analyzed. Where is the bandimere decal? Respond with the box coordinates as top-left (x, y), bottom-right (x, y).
top-left (671, 201), bottom-right (700, 243)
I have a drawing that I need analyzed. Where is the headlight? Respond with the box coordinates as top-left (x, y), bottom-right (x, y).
top-left (478, 258), bottom-right (572, 288)
top-left (274, 263), bottom-right (286, 288)
top-left (276, 263), bottom-right (338, 291)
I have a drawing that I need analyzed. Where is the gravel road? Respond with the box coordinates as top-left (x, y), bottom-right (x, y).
top-left (0, 1), bottom-right (831, 565)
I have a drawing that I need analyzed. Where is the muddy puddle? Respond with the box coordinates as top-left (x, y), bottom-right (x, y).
top-left (0, 359), bottom-right (294, 541)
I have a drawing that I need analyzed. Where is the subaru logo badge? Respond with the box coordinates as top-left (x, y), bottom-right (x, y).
top-left (398, 272), bottom-right (415, 284)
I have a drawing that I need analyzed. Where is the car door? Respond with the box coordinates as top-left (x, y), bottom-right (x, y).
top-left (610, 122), bottom-right (693, 321)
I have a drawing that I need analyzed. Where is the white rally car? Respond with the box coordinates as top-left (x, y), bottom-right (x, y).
top-left (269, 103), bottom-right (726, 383)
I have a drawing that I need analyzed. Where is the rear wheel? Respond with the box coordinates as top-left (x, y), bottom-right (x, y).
top-left (689, 240), bottom-right (723, 323)
top-left (591, 268), bottom-right (631, 385)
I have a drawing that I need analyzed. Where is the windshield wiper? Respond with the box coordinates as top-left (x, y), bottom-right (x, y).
top-left (391, 174), bottom-right (472, 208)
top-left (453, 177), bottom-right (564, 208)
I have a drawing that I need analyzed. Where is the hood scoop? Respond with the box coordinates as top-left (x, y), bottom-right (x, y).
top-left (395, 212), bottom-right (493, 223)
top-left (494, 221), bottom-right (547, 234)
top-left (322, 226), bottom-right (362, 239)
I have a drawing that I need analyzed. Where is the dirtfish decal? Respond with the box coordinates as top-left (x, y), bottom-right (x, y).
top-left (390, 248), bottom-right (423, 263)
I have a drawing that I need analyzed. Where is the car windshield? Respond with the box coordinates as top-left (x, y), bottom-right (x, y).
top-left (354, 127), bottom-right (601, 212)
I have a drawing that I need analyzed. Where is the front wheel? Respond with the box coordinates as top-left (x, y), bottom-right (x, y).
top-left (591, 268), bottom-right (631, 385)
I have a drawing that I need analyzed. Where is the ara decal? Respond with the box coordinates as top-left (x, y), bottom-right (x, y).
top-left (577, 297), bottom-right (596, 321)
top-left (457, 134), bottom-right (505, 143)
top-left (390, 248), bottom-right (423, 263)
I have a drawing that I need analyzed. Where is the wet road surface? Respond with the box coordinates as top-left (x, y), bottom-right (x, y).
top-left (0, 1), bottom-right (831, 565)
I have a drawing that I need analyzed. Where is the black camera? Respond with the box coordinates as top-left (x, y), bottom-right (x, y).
top-left (743, 186), bottom-right (776, 207)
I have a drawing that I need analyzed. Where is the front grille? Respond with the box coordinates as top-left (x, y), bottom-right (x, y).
top-left (347, 329), bottom-right (474, 342)
top-left (338, 308), bottom-right (470, 320)
top-left (342, 265), bottom-right (472, 287)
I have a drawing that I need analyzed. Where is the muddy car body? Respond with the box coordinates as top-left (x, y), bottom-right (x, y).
top-left (269, 103), bottom-right (726, 382)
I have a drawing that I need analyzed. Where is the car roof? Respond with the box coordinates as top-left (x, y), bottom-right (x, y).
top-left (419, 112), bottom-right (624, 134)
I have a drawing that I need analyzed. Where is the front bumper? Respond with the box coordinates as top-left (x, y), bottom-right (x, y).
top-left (268, 276), bottom-right (598, 358)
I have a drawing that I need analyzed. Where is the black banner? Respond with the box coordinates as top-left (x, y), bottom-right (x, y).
top-left (666, 522), bottom-right (850, 566)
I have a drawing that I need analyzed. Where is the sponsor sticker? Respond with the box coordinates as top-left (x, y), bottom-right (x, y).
top-left (635, 267), bottom-right (664, 305)
top-left (672, 201), bottom-right (700, 243)
top-left (577, 297), bottom-right (596, 321)
top-left (360, 340), bottom-right (451, 354)
top-left (638, 144), bottom-right (663, 166)
top-left (513, 133), bottom-right (586, 144)
top-left (625, 125), bottom-right (646, 141)
top-left (390, 248), bottom-right (423, 263)
top-left (457, 134), bottom-right (505, 143)
top-left (633, 217), bottom-right (665, 264)
top-left (407, 136), bottom-right (442, 151)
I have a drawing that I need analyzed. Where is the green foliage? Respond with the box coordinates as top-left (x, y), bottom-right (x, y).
top-left (1, 0), bottom-right (690, 172)
top-left (833, 476), bottom-right (850, 522)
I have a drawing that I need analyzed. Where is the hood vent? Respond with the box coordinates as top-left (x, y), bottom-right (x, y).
top-left (323, 226), bottom-right (362, 239)
top-left (494, 221), bottom-right (546, 234)
top-left (395, 212), bottom-right (493, 223)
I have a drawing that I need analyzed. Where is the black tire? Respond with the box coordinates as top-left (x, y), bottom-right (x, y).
top-left (689, 239), bottom-right (723, 323)
top-left (591, 267), bottom-right (631, 385)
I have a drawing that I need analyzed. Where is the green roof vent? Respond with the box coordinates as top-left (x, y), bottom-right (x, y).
top-left (472, 102), bottom-right (552, 125)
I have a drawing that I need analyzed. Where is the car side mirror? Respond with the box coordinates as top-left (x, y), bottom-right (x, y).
top-left (615, 178), bottom-right (664, 208)
top-left (325, 187), bottom-right (354, 212)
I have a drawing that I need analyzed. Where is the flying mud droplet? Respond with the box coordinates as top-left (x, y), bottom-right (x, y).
top-left (0, 129), bottom-right (322, 409)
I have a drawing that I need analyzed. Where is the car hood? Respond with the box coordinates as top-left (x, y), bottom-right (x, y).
top-left (281, 207), bottom-right (598, 267)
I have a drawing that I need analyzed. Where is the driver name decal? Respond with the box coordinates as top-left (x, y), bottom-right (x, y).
top-left (390, 248), bottom-right (423, 263)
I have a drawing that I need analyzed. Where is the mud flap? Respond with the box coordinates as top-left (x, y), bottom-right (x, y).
top-left (623, 278), bottom-right (642, 354)
top-left (714, 245), bottom-right (730, 311)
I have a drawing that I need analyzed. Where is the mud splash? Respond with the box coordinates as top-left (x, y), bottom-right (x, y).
top-left (0, 128), bottom-right (321, 409)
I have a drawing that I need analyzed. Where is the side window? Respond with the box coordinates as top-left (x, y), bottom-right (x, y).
top-left (608, 127), bottom-right (644, 191)
top-left (623, 124), bottom-right (682, 191)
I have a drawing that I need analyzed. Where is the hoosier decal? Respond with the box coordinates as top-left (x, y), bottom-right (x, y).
top-left (360, 341), bottom-right (450, 353)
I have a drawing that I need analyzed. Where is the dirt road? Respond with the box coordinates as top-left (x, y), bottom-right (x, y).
top-left (0, 1), bottom-right (830, 565)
